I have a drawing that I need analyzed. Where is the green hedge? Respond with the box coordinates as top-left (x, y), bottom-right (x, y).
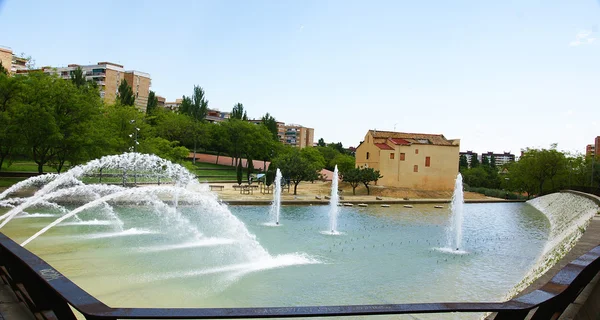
top-left (465, 187), bottom-right (527, 200)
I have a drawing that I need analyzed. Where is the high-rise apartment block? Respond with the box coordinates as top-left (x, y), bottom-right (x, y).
top-left (480, 151), bottom-right (516, 167)
top-left (459, 151), bottom-right (515, 168)
top-left (280, 124), bottom-right (314, 148)
top-left (247, 120), bottom-right (314, 148)
top-left (0, 46), bottom-right (27, 74)
top-left (1, 45), bottom-right (152, 111)
top-left (586, 136), bottom-right (600, 157)
top-left (31, 62), bottom-right (151, 111)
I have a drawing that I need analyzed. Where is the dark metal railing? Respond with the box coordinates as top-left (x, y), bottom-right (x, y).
top-left (0, 232), bottom-right (598, 320)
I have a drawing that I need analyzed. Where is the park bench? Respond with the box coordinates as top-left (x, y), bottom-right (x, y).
top-left (208, 185), bottom-right (224, 191)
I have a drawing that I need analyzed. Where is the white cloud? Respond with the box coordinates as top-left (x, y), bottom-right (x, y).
top-left (569, 30), bottom-right (596, 46)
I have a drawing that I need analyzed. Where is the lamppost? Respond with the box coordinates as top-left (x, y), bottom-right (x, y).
top-left (129, 120), bottom-right (140, 186)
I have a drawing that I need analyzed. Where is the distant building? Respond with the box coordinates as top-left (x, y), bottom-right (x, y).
top-left (164, 99), bottom-right (182, 112)
top-left (280, 124), bottom-right (314, 148)
top-left (459, 151), bottom-right (478, 167)
top-left (14, 59), bottom-right (152, 111)
top-left (586, 144), bottom-right (595, 157)
top-left (0, 46), bottom-right (28, 74)
top-left (156, 95), bottom-right (166, 108)
top-left (355, 130), bottom-right (460, 190)
top-left (123, 70), bottom-right (152, 110)
top-left (0, 46), bottom-right (12, 73)
top-left (205, 109), bottom-right (230, 123)
top-left (586, 137), bottom-right (600, 157)
top-left (480, 151), bottom-right (515, 167)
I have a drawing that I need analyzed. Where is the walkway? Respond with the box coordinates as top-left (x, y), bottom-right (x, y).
top-left (188, 152), bottom-right (335, 180)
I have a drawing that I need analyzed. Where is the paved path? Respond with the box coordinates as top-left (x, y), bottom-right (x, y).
top-left (189, 152), bottom-right (335, 180)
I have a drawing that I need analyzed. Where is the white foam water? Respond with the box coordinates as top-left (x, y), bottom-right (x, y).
top-left (507, 192), bottom-right (599, 298)
top-left (328, 165), bottom-right (340, 233)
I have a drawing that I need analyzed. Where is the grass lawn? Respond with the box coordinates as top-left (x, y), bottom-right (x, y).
top-left (0, 177), bottom-right (27, 188)
top-left (1, 162), bottom-right (60, 173)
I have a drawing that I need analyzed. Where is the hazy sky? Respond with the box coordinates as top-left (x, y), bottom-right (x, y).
top-left (1, 1), bottom-right (598, 155)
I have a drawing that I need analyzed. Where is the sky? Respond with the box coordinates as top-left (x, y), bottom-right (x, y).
top-left (0, 0), bottom-right (599, 155)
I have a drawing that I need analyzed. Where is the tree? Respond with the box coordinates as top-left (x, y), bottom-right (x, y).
top-left (0, 62), bottom-right (7, 75)
top-left (139, 137), bottom-right (189, 163)
top-left (265, 164), bottom-right (276, 186)
top-left (506, 145), bottom-right (569, 197)
top-left (459, 155), bottom-right (469, 172)
top-left (490, 155), bottom-right (497, 169)
top-left (117, 79), bottom-right (135, 106)
top-left (146, 90), bottom-right (158, 115)
top-left (470, 155), bottom-right (480, 168)
top-left (272, 148), bottom-right (325, 195)
top-left (0, 73), bottom-right (23, 171)
top-left (342, 167), bottom-right (361, 195)
top-left (359, 167), bottom-right (382, 195)
top-left (70, 67), bottom-right (86, 88)
top-left (231, 103), bottom-right (245, 120)
top-left (180, 86), bottom-right (209, 162)
top-left (481, 155), bottom-right (490, 167)
top-left (331, 154), bottom-right (355, 175)
top-left (261, 112), bottom-right (279, 141)
top-left (247, 156), bottom-right (254, 182)
top-left (236, 161), bottom-right (243, 185)
top-left (317, 138), bottom-right (326, 147)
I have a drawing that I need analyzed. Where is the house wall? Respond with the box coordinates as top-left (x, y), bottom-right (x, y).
top-left (355, 132), bottom-right (460, 190)
top-left (355, 132), bottom-right (382, 171)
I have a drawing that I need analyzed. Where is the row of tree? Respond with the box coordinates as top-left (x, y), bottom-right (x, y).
top-left (0, 68), bottom-right (360, 188)
top-left (505, 145), bottom-right (599, 198)
top-left (460, 144), bottom-right (600, 199)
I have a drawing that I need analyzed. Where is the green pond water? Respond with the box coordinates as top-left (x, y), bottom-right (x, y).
top-left (0, 202), bottom-right (549, 315)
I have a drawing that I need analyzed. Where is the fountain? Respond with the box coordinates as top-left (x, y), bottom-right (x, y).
top-left (0, 155), bottom-right (584, 313)
top-left (446, 173), bottom-right (464, 251)
top-left (0, 153), bottom-right (316, 286)
top-left (328, 165), bottom-right (340, 234)
top-left (268, 169), bottom-right (282, 226)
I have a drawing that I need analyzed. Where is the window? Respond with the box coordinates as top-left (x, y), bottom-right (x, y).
top-left (414, 165), bottom-right (418, 172)
top-left (400, 153), bottom-right (405, 161)
top-left (390, 153), bottom-right (394, 160)
top-left (415, 149), bottom-right (419, 154)
top-left (366, 152), bottom-right (370, 160)
top-left (425, 156), bottom-right (431, 167)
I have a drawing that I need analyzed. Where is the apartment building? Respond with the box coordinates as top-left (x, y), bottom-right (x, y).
top-left (586, 136), bottom-right (600, 157)
top-left (6, 53), bottom-right (151, 110)
top-left (280, 124), bottom-right (314, 148)
top-left (156, 96), bottom-right (166, 108)
top-left (123, 70), bottom-right (152, 110)
top-left (356, 130), bottom-right (460, 190)
top-left (0, 46), bottom-right (27, 74)
top-left (0, 46), bottom-right (12, 73)
top-left (206, 109), bottom-right (230, 122)
top-left (459, 151), bottom-right (478, 167)
top-left (480, 151), bottom-right (515, 167)
top-left (164, 99), bottom-right (182, 112)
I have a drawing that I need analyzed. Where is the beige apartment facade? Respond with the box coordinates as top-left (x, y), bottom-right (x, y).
top-left (123, 70), bottom-right (152, 110)
top-left (355, 130), bottom-right (460, 190)
top-left (280, 124), bottom-right (314, 148)
top-left (15, 60), bottom-right (151, 111)
top-left (0, 46), bottom-right (12, 73)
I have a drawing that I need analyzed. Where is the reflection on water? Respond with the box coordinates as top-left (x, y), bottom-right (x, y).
top-left (0, 203), bottom-right (548, 317)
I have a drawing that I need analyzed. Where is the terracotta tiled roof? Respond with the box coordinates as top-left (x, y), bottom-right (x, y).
top-left (389, 138), bottom-right (411, 145)
top-left (370, 130), bottom-right (454, 146)
top-left (374, 143), bottom-right (394, 150)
